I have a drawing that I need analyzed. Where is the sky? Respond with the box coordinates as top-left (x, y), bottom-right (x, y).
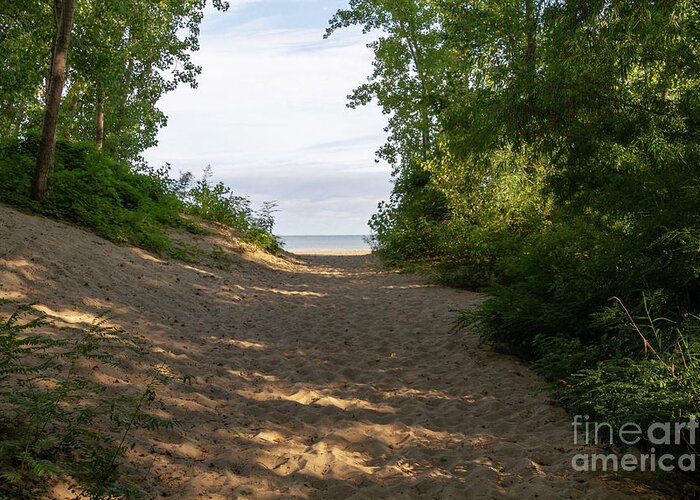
top-left (143, 0), bottom-right (392, 235)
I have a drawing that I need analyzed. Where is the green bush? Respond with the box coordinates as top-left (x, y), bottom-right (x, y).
top-left (176, 167), bottom-right (281, 252)
top-left (557, 308), bottom-right (700, 458)
top-left (0, 137), bottom-right (185, 254)
top-left (0, 137), bottom-right (281, 256)
top-left (0, 301), bottom-right (177, 498)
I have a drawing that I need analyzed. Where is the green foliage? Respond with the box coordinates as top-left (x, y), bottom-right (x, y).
top-left (557, 306), bottom-right (700, 454)
top-left (0, 1), bottom-right (52, 139)
top-left (0, 301), bottom-right (178, 498)
top-left (0, 0), bottom-right (230, 163)
top-left (336, 0), bottom-right (700, 474)
top-left (0, 136), bottom-right (185, 255)
top-left (177, 167), bottom-right (281, 252)
top-left (0, 137), bottom-right (280, 256)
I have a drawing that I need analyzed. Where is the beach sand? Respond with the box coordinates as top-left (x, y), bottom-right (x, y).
top-left (0, 204), bottom-right (664, 499)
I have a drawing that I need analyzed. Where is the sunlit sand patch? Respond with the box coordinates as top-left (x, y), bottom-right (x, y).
top-left (382, 387), bottom-right (470, 401)
top-left (82, 297), bottom-right (129, 313)
top-left (234, 387), bottom-right (396, 413)
top-left (254, 429), bottom-right (291, 443)
top-left (220, 283), bottom-right (246, 292)
top-left (250, 286), bottom-right (327, 297)
top-left (472, 456), bottom-right (508, 476)
top-left (0, 291), bottom-right (26, 300)
top-left (1, 258), bottom-right (34, 269)
top-left (151, 346), bottom-right (191, 362)
top-left (129, 247), bottom-right (167, 264)
top-left (153, 363), bottom-right (181, 381)
top-left (1, 259), bottom-right (45, 284)
top-left (205, 336), bottom-right (268, 350)
top-left (296, 440), bottom-right (379, 478)
top-left (46, 482), bottom-right (77, 499)
top-left (287, 389), bottom-right (396, 413)
top-left (470, 436), bottom-right (492, 448)
top-left (529, 459), bottom-right (548, 477)
top-left (230, 370), bottom-right (279, 383)
top-left (381, 284), bottom-right (438, 290)
top-left (33, 304), bottom-right (116, 326)
top-left (2, 259), bottom-right (32, 271)
top-left (180, 263), bottom-right (219, 275)
top-left (392, 458), bottom-right (463, 483)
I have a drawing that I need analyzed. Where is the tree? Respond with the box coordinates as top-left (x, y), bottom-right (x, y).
top-left (26, 0), bottom-right (231, 200)
top-left (326, 0), bottom-right (447, 166)
top-left (32, 0), bottom-right (75, 200)
top-left (326, 0), bottom-right (452, 260)
top-left (0, 1), bottom-right (53, 141)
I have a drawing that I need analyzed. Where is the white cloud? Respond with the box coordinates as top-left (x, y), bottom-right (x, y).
top-left (145, 12), bottom-right (390, 235)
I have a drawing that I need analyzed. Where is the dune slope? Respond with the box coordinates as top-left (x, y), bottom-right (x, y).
top-left (0, 205), bottom-right (661, 499)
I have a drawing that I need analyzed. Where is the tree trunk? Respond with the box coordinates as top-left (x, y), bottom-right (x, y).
top-left (95, 87), bottom-right (104, 150)
top-left (520, 0), bottom-right (537, 136)
top-left (403, 27), bottom-right (431, 156)
top-left (112, 28), bottom-right (134, 157)
top-left (524, 0), bottom-right (536, 68)
top-left (32, 0), bottom-right (75, 201)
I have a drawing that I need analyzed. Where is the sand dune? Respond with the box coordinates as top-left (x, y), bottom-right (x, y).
top-left (0, 205), bottom-right (664, 499)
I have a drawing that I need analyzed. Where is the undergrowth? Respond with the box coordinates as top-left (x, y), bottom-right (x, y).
top-left (335, 0), bottom-right (700, 491)
top-left (454, 294), bottom-right (700, 465)
top-left (0, 301), bottom-right (178, 498)
top-left (0, 136), bottom-right (280, 259)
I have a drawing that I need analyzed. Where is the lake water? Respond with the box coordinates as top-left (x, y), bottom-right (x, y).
top-left (279, 235), bottom-right (372, 251)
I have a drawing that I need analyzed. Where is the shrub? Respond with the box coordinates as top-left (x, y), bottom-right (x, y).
top-left (0, 301), bottom-right (177, 498)
top-left (0, 137), bottom-right (281, 256)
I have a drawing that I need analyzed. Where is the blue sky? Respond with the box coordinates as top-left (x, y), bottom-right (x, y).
top-left (143, 0), bottom-right (391, 235)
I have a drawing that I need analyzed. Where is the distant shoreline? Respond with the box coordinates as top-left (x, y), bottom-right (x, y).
top-left (288, 249), bottom-right (372, 256)
top-left (279, 235), bottom-right (371, 252)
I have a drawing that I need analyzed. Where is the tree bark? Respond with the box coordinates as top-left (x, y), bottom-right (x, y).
top-left (96, 87), bottom-right (104, 150)
top-left (31, 0), bottom-right (75, 201)
top-left (520, 0), bottom-right (537, 136)
top-left (402, 23), bottom-right (431, 156)
top-left (524, 0), bottom-right (537, 92)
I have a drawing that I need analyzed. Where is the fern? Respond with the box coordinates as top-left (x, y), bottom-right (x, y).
top-left (0, 302), bottom-right (179, 498)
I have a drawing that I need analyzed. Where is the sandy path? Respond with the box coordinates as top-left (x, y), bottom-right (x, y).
top-left (0, 206), bottom-right (659, 499)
